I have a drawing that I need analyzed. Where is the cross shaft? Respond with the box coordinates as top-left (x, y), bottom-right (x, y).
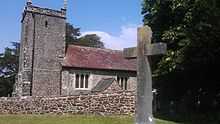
top-left (123, 26), bottom-right (167, 124)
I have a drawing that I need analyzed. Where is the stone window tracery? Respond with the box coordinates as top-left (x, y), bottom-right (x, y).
top-left (117, 76), bottom-right (128, 90)
top-left (75, 73), bottom-right (89, 89)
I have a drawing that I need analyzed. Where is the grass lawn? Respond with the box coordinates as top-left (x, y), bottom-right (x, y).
top-left (0, 115), bottom-right (179, 124)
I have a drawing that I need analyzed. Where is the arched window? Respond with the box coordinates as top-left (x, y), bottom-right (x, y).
top-left (80, 74), bottom-right (84, 88)
top-left (117, 76), bottom-right (129, 90)
top-left (121, 78), bottom-right (124, 88)
top-left (85, 75), bottom-right (89, 88)
top-left (75, 73), bottom-right (90, 89)
top-left (125, 77), bottom-right (128, 90)
top-left (75, 74), bottom-right (79, 88)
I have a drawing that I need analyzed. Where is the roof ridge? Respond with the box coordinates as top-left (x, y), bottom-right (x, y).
top-left (67, 45), bottom-right (122, 52)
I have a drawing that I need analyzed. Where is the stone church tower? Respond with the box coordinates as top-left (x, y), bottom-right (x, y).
top-left (14, 0), bottom-right (137, 97)
top-left (13, 1), bottom-right (66, 96)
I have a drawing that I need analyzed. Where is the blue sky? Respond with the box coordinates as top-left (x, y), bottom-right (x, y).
top-left (0, 0), bottom-right (143, 52)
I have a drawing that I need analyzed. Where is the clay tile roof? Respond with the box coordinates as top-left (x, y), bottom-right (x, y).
top-left (91, 78), bottom-right (116, 92)
top-left (63, 45), bottom-right (136, 71)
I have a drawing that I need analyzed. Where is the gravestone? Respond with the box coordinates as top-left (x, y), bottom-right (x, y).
top-left (123, 26), bottom-right (167, 124)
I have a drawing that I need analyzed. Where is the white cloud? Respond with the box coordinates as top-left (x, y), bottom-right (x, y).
top-left (81, 25), bottom-right (138, 50)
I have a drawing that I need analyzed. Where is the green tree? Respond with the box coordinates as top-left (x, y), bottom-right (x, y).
top-left (76, 34), bottom-right (105, 48)
top-left (66, 23), bottom-right (81, 45)
top-left (66, 23), bottom-right (104, 48)
top-left (0, 42), bottom-right (19, 96)
top-left (142, 0), bottom-right (220, 116)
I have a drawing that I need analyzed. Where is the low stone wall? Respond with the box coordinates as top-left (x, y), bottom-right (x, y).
top-left (0, 92), bottom-right (135, 115)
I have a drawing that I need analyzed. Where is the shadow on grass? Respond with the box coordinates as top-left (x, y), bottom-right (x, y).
top-left (155, 112), bottom-right (220, 124)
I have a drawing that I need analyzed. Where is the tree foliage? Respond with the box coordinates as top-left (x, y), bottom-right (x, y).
top-left (0, 42), bottom-right (19, 96)
top-left (66, 23), bottom-right (105, 48)
top-left (66, 23), bottom-right (81, 45)
top-left (142, 0), bottom-right (220, 115)
top-left (77, 34), bottom-right (104, 48)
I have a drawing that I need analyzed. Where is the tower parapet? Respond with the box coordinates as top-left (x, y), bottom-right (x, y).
top-left (22, 3), bottom-right (66, 22)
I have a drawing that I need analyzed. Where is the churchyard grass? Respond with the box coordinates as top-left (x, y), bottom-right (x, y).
top-left (0, 115), bottom-right (179, 124)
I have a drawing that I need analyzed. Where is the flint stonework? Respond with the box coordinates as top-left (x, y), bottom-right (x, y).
top-left (0, 92), bottom-right (135, 115)
top-left (14, 3), bottom-right (66, 96)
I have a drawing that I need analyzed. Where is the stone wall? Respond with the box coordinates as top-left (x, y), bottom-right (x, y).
top-left (61, 68), bottom-right (137, 95)
top-left (0, 92), bottom-right (135, 115)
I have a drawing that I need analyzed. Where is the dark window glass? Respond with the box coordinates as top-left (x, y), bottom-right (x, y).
top-left (121, 78), bottom-right (124, 88)
top-left (85, 75), bottom-right (89, 88)
top-left (125, 78), bottom-right (128, 90)
top-left (75, 74), bottom-right (79, 88)
top-left (80, 74), bottom-right (84, 88)
top-left (45, 21), bottom-right (48, 28)
top-left (117, 76), bottom-right (120, 84)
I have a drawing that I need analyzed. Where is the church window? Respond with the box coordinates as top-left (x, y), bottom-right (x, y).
top-left (75, 74), bottom-right (79, 88)
top-left (117, 76), bottom-right (129, 90)
top-left (45, 21), bottom-right (48, 28)
top-left (117, 77), bottom-right (120, 83)
top-left (124, 77), bottom-right (128, 90)
top-left (80, 75), bottom-right (84, 88)
top-left (75, 73), bottom-right (90, 89)
top-left (121, 78), bottom-right (124, 88)
top-left (85, 75), bottom-right (89, 88)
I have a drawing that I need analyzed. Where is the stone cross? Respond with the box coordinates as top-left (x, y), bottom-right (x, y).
top-left (123, 26), bottom-right (167, 124)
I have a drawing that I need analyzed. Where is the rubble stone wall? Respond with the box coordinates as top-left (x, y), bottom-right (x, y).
top-left (0, 92), bottom-right (135, 115)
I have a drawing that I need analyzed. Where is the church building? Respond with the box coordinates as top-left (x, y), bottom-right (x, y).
top-left (13, 1), bottom-right (137, 96)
